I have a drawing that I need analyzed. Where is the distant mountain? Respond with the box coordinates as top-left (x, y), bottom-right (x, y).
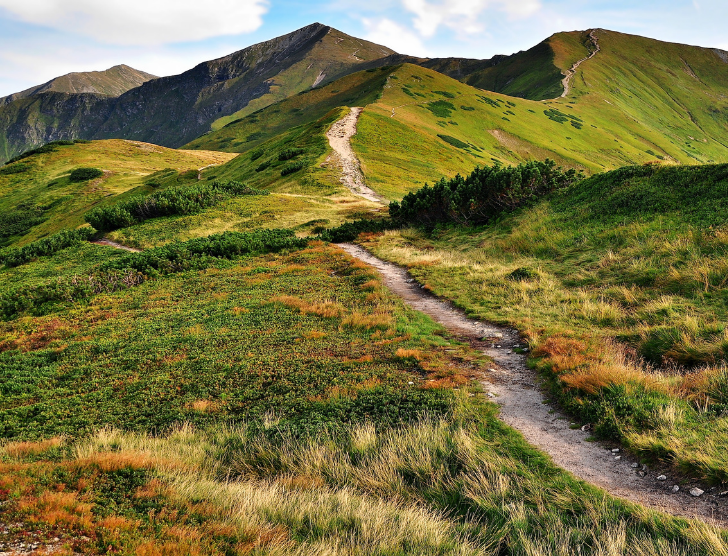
top-left (0, 65), bottom-right (157, 106)
top-left (0, 23), bottom-right (396, 163)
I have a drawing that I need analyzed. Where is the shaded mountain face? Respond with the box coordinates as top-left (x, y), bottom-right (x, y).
top-left (0, 23), bottom-right (396, 163)
top-left (0, 65), bottom-right (157, 106)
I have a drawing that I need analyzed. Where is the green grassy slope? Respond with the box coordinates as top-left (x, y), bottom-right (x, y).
top-left (188, 29), bottom-right (728, 201)
top-left (0, 140), bottom-right (236, 247)
top-left (462, 36), bottom-right (572, 100)
top-left (1, 169), bottom-right (727, 553)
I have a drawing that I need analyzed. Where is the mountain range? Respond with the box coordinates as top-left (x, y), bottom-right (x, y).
top-left (2, 22), bottom-right (728, 175)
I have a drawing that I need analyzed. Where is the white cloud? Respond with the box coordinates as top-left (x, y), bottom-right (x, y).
top-left (361, 18), bottom-right (431, 56)
top-left (401, 0), bottom-right (541, 38)
top-left (0, 0), bottom-right (269, 46)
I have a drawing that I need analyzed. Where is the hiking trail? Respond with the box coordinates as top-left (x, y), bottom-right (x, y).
top-left (338, 242), bottom-right (728, 526)
top-left (326, 107), bottom-right (383, 203)
top-left (91, 239), bottom-right (141, 253)
top-left (560, 29), bottom-right (601, 98)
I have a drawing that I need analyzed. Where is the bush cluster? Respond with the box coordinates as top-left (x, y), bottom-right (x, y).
top-left (0, 228), bottom-right (95, 268)
top-left (281, 161), bottom-right (305, 176)
top-left (0, 208), bottom-right (46, 247)
top-left (389, 159), bottom-right (583, 228)
top-left (85, 181), bottom-right (268, 232)
top-left (102, 229), bottom-right (308, 276)
top-left (0, 163), bottom-right (31, 176)
top-left (318, 219), bottom-right (397, 243)
top-left (278, 148), bottom-right (304, 161)
top-left (70, 167), bottom-right (104, 182)
top-left (1, 229), bottom-right (307, 320)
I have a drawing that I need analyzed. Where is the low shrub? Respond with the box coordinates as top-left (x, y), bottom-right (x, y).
top-left (281, 161), bottom-right (305, 176)
top-left (0, 163), bottom-right (31, 175)
top-left (318, 219), bottom-right (398, 243)
top-left (425, 101), bottom-right (456, 118)
top-left (389, 159), bottom-right (583, 229)
top-left (278, 148), bottom-right (304, 161)
top-left (70, 167), bottom-right (104, 182)
top-left (0, 228), bottom-right (95, 267)
top-left (85, 181), bottom-right (268, 233)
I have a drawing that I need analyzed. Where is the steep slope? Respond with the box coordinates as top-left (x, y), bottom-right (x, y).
top-left (0, 65), bottom-right (157, 105)
top-left (0, 24), bottom-right (395, 163)
top-left (188, 39), bottom-right (728, 200)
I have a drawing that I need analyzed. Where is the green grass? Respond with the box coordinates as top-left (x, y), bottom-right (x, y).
top-left (363, 162), bottom-right (728, 485)
top-left (0, 139), bottom-right (236, 247)
top-left (0, 240), bottom-right (467, 440)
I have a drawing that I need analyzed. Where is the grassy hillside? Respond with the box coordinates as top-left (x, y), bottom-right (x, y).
top-left (0, 139), bottom-right (236, 247)
top-left (1, 194), bottom-right (727, 554)
top-left (364, 162), bottom-right (728, 485)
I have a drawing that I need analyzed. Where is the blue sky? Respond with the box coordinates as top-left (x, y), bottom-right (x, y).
top-left (0, 0), bottom-right (726, 97)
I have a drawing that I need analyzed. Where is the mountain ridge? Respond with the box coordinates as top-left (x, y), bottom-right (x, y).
top-left (0, 64), bottom-right (157, 105)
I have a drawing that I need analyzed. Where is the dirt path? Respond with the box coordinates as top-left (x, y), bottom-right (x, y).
top-left (91, 239), bottom-right (141, 253)
top-left (197, 164), bottom-right (219, 180)
top-left (326, 108), bottom-right (383, 204)
top-left (560, 29), bottom-right (601, 98)
top-left (338, 243), bottom-right (728, 526)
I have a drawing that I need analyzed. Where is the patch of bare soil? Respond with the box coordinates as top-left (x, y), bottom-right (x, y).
top-left (326, 108), bottom-right (383, 204)
top-left (338, 242), bottom-right (728, 526)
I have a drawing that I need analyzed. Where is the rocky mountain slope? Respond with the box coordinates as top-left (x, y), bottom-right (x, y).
top-left (0, 23), bottom-right (395, 163)
top-left (0, 64), bottom-right (157, 105)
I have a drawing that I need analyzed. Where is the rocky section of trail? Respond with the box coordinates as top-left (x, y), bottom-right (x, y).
top-left (560, 29), bottom-right (601, 98)
top-left (326, 108), bottom-right (383, 203)
top-left (338, 242), bottom-right (728, 526)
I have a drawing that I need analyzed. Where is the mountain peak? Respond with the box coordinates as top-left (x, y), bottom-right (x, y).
top-left (1, 64), bottom-right (157, 104)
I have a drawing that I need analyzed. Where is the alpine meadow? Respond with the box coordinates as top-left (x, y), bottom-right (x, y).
top-left (3, 18), bottom-right (728, 555)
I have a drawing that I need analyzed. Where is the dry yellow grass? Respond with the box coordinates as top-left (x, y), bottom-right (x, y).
top-left (271, 295), bottom-right (345, 318)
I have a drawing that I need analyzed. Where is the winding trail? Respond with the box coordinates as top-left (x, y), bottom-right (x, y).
top-left (91, 239), bottom-right (141, 253)
top-left (560, 29), bottom-right (601, 98)
top-left (338, 243), bottom-right (728, 526)
top-left (326, 108), bottom-right (383, 204)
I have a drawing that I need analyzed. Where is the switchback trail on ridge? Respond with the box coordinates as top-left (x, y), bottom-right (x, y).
top-left (326, 107), bottom-right (383, 204)
top-left (338, 242), bottom-right (728, 526)
top-left (559, 29), bottom-right (601, 98)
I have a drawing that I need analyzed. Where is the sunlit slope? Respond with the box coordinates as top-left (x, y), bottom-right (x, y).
top-left (210, 28), bottom-right (395, 131)
top-left (186, 67), bottom-right (392, 153)
top-left (565, 29), bottom-right (728, 162)
top-left (188, 29), bottom-right (728, 201)
top-left (0, 140), bottom-right (236, 246)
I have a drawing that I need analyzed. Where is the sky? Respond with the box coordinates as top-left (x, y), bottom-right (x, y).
top-left (0, 0), bottom-right (726, 97)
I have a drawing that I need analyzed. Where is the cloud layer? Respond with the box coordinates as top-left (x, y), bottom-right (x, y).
top-left (0, 0), bottom-right (269, 45)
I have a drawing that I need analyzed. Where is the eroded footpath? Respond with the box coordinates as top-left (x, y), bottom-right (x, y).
top-left (338, 242), bottom-right (728, 526)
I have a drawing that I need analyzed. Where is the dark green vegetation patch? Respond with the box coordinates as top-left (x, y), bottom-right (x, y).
top-left (390, 159), bottom-right (583, 228)
top-left (85, 180), bottom-right (267, 232)
top-left (69, 167), bottom-right (104, 182)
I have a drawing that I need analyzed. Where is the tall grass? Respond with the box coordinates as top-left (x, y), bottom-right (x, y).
top-left (3, 409), bottom-right (726, 555)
